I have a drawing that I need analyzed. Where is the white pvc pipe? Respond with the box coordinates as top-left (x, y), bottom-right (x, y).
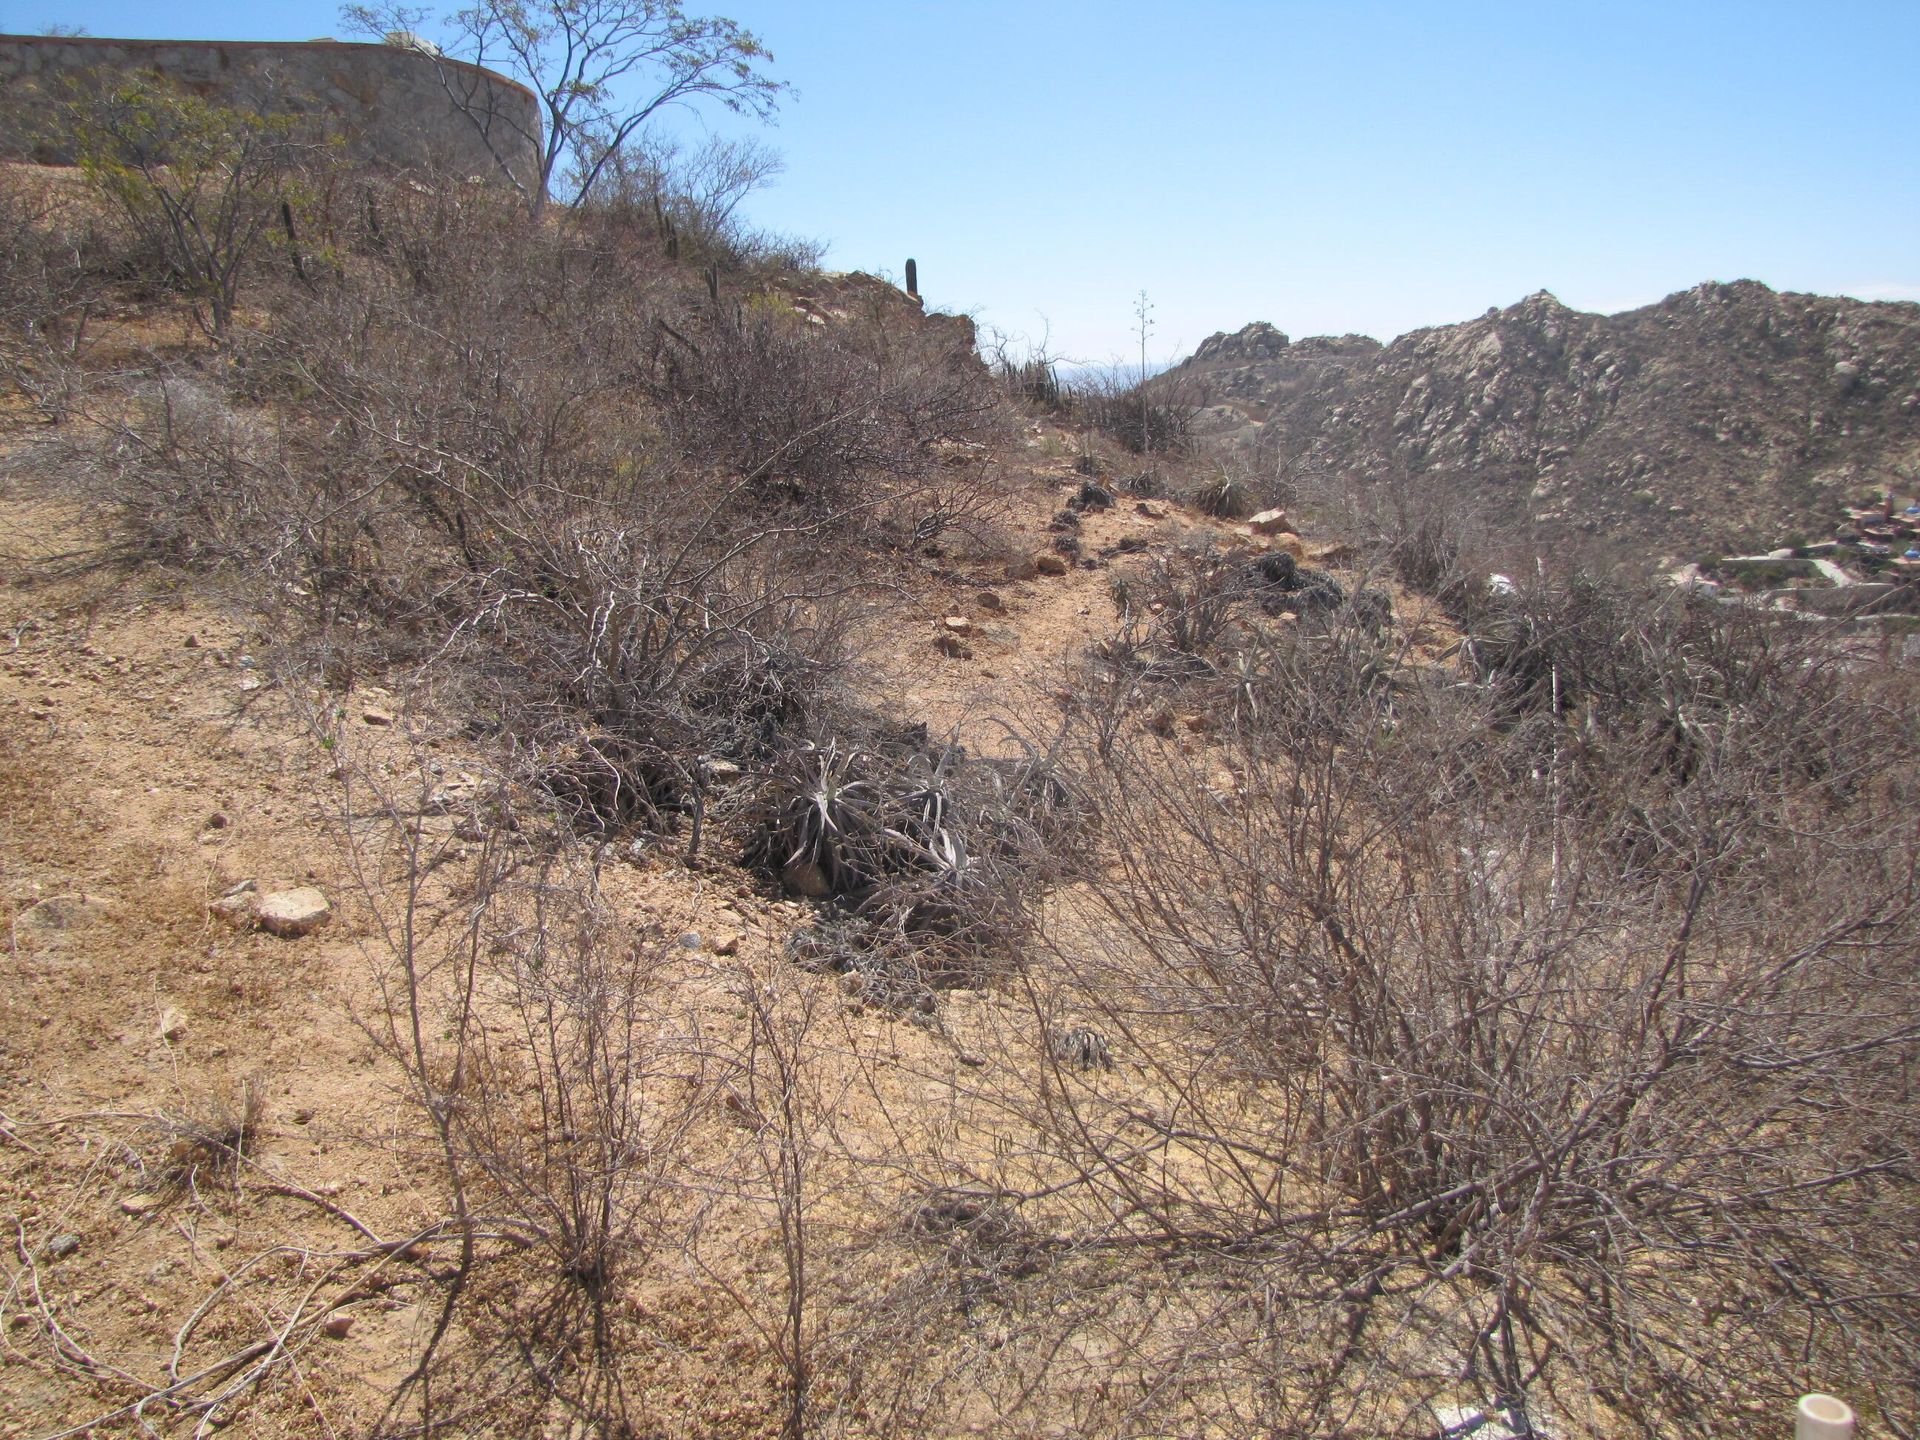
top-left (1796, 1393), bottom-right (1855, 1440)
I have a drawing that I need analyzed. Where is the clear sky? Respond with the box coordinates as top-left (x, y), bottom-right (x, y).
top-left (8, 1), bottom-right (1918, 367)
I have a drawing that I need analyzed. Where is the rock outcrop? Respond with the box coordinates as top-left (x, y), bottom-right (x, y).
top-left (1168, 281), bottom-right (1920, 567)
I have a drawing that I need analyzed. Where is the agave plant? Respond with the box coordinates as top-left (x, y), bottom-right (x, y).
top-left (758, 740), bottom-right (884, 895)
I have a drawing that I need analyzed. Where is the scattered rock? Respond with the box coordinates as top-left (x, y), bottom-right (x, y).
top-left (361, 708), bottom-right (394, 727)
top-left (183, 633), bottom-right (200, 648)
top-left (292, 1107), bottom-right (315, 1125)
top-left (934, 632), bottom-right (974, 659)
top-left (701, 756), bottom-right (743, 783)
top-left (1309, 542), bottom-right (1355, 565)
top-left (210, 879), bottom-right (257, 925)
top-left (156, 1007), bottom-right (187, 1043)
top-left (452, 816), bottom-right (486, 843)
top-left (956, 1050), bottom-right (988, 1069)
top-left (942, 615), bottom-right (972, 635)
top-left (255, 888), bottom-right (331, 938)
top-left (677, 931), bottom-right (704, 951)
top-left (44, 1233), bottom-right (80, 1260)
top-left (1032, 552), bottom-right (1069, 577)
top-left (712, 931), bottom-right (742, 956)
top-left (321, 1313), bottom-right (354, 1340)
top-left (1249, 508), bottom-right (1295, 536)
top-left (1273, 534), bottom-right (1308, 561)
top-left (121, 1192), bottom-right (162, 1217)
top-left (1135, 499), bottom-right (1167, 519)
top-left (975, 590), bottom-right (1005, 612)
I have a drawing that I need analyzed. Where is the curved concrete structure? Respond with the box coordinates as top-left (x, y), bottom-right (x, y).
top-left (0, 34), bottom-right (541, 192)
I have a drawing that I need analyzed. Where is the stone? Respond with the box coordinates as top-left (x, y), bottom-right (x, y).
top-left (156, 1007), bottom-right (187, 1043)
top-left (361, 708), bottom-right (394, 727)
top-left (255, 887), bottom-right (331, 938)
top-left (44, 1233), bottom-right (80, 1259)
top-left (975, 590), bottom-right (1005, 612)
top-left (942, 615), bottom-right (972, 635)
top-left (677, 931), bottom-right (704, 951)
top-left (1274, 534), bottom-right (1308, 561)
top-left (712, 931), bottom-right (742, 956)
top-left (1135, 500), bottom-right (1167, 519)
top-left (1249, 508), bottom-right (1295, 536)
top-left (121, 1192), bottom-right (162, 1217)
top-left (1032, 552), bottom-right (1069, 577)
top-left (210, 879), bottom-right (256, 925)
top-left (701, 756), bottom-right (743, 783)
top-left (12, 894), bottom-right (111, 948)
top-left (1309, 542), bottom-right (1355, 565)
top-left (934, 632), bottom-right (974, 659)
top-left (321, 1313), bottom-right (354, 1339)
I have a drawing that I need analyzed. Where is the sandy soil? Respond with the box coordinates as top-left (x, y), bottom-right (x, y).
top-left (0, 411), bottom-right (1396, 1436)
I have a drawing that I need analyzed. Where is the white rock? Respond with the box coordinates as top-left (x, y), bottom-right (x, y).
top-left (1249, 508), bottom-right (1295, 535)
top-left (255, 888), bottom-right (331, 938)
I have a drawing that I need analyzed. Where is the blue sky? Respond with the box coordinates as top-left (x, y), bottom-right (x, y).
top-left (9, 1), bottom-right (1918, 366)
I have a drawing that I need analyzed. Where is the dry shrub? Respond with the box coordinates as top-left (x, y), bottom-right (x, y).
top-left (948, 587), bottom-right (1920, 1437)
top-left (1068, 370), bottom-right (1197, 457)
top-left (337, 764), bottom-right (711, 1434)
top-left (0, 165), bottom-right (101, 418)
top-left (659, 291), bottom-right (1010, 545)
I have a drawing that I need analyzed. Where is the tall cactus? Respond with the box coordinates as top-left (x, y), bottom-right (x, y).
top-left (904, 257), bottom-right (918, 299)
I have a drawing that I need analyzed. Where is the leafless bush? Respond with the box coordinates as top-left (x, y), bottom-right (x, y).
top-left (1066, 369), bottom-right (1197, 456)
top-left (330, 754), bottom-right (713, 1435)
top-left (0, 168), bottom-right (99, 418)
top-left (978, 590), bottom-right (1920, 1436)
top-left (658, 296), bottom-right (1006, 541)
top-left (570, 129), bottom-right (823, 274)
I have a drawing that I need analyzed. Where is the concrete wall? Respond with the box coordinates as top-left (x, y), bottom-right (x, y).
top-left (0, 34), bottom-right (541, 193)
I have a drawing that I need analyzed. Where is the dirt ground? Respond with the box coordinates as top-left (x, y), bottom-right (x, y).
top-left (0, 415), bottom-right (1403, 1437)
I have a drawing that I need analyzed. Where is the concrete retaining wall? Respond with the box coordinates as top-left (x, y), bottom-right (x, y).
top-left (0, 34), bottom-right (541, 192)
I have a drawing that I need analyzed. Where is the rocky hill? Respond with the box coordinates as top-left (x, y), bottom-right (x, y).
top-left (1171, 281), bottom-right (1920, 568)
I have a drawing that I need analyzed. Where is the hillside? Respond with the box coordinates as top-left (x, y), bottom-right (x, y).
top-left (3, 102), bottom-right (1919, 1440)
top-left (1171, 281), bottom-right (1920, 568)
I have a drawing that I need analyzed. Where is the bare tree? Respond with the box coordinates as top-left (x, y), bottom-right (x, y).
top-left (344, 0), bottom-right (787, 213)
